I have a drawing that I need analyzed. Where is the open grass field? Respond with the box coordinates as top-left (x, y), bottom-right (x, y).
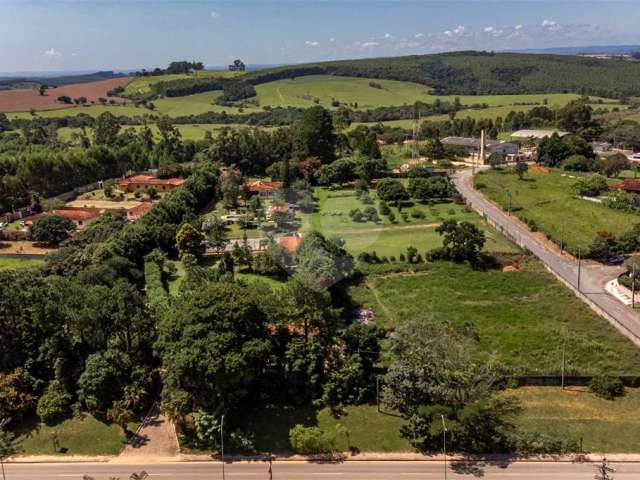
top-left (300, 187), bottom-right (517, 257)
top-left (14, 414), bottom-right (137, 455)
top-left (348, 259), bottom-right (640, 375)
top-left (508, 387), bottom-right (640, 453)
top-left (0, 255), bottom-right (44, 270)
top-left (476, 168), bottom-right (640, 253)
top-left (122, 70), bottom-right (239, 97)
top-left (0, 77), bottom-right (131, 113)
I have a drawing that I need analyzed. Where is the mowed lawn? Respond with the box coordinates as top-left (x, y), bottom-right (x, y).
top-left (15, 414), bottom-right (137, 455)
top-left (300, 187), bottom-right (517, 257)
top-left (348, 259), bottom-right (640, 375)
top-left (0, 256), bottom-right (44, 270)
top-left (508, 387), bottom-right (640, 453)
top-left (476, 168), bottom-right (640, 253)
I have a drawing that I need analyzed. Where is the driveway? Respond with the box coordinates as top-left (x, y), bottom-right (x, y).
top-left (453, 167), bottom-right (640, 346)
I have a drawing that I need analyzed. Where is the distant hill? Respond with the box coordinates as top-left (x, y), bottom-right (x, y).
top-left (242, 51), bottom-right (640, 98)
top-left (508, 45), bottom-right (640, 56)
top-left (0, 71), bottom-right (127, 91)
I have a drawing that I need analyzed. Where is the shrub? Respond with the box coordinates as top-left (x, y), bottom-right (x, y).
top-left (387, 210), bottom-right (396, 223)
top-left (411, 209), bottom-right (425, 219)
top-left (289, 425), bottom-right (339, 454)
top-left (379, 200), bottom-right (391, 216)
top-left (37, 380), bottom-right (72, 424)
top-left (589, 376), bottom-right (624, 400)
top-left (399, 253), bottom-right (406, 262)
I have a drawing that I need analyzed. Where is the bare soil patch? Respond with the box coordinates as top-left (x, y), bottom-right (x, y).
top-left (0, 77), bottom-right (132, 113)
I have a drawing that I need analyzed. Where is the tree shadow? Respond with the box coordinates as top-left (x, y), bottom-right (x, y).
top-left (450, 457), bottom-right (514, 477)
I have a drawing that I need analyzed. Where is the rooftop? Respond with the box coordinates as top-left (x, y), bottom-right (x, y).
top-left (245, 180), bottom-right (282, 193)
top-left (611, 179), bottom-right (640, 192)
top-left (511, 129), bottom-right (569, 139)
top-left (441, 136), bottom-right (514, 149)
top-left (277, 235), bottom-right (302, 253)
top-left (118, 175), bottom-right (185, 187)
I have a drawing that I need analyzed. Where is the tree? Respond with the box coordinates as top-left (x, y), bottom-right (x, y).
top-left (31, 214), bottom-right (76, 245)
top-left (289, 425), bottom-right (341, 454)
top-left (537, 133), bottom-right (571, 167)
top-left (488, 152), bottom-right (505, 169)
top-left (376, 179), bottom-right (409, 206)
top-left (36, 380), bottom-right (72, 425)
top-left (77, 350), bottom-right (131, 412)
top-left (93, 112), bottom-right (120, 146)
top-left (378, 200), bottom-right (390, 216)
top-left (0, 420), bottom-right (16, 476)
top-left (156, 282), bottom-right (270, 415)
top-left (175, 223), bottom-right (204, 259)
top-left (434, 219), bottom-right (486, 263)
top-left (38, 84), bottom-right (48, 96)
top-left (423, 138), bottom-right (445, 160)
top-left (106, 400), bottom-right (136, 434)
top-left (571, 174), bottom-right (608, 197)
top-left (294, 231), bottom-right (354, 289)
top-left (600, 153), bottom-right (629, 178)
top-left (514, 161), bottom-right (528, 180)
top-left (587, 231), bottom-right (618, 262)
top-left (294, 106), bottom-right (336, 163)
top-left (202, 215), bottom-right (228, 254)
top-left (408, 177), bottom-right (451, 202)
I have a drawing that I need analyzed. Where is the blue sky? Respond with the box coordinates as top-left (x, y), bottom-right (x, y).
top-left (1, 0), bottom-right (640, 73)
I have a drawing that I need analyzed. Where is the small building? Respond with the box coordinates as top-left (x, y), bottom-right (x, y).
top-left (511, 129), bottom-right (569, 140)
top-left (24, 207), bottom-right (101, 229)
top-left (244, 180), bottom-right (282, 198)
top-left (611, 179), bottom-right (640, 193)
top-left (125, 202), bottom-right (153, 221)
top-left (267, 203), bottom-right (289, 220)
top-left (441, 137), bottom-right (519, 164)
top-left (592, 142), bottom-right (613, 153)
top-left (277, 235), bottom-right (302, 253)
top-left (117, 175), bottom-right (185, 193)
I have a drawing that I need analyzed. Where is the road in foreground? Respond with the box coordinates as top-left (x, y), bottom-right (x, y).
top-left (4, 460), bottom-right (640, 480)
top-left (453, 167), bottom-right (640, 345)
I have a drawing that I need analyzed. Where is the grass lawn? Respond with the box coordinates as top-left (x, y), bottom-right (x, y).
top-left (15, 414), bottom-right (137, 456)
top-left (508, 387), bottom-right (640, 453)
top-left (0, 256), bottom-right (44, 270)
top-left (476, 168), bottom-right (640, 253)
top-left (300, 187), bottom-right (517, 257)
top-left (236, 272), bottom-right (286, 290)
top-left (348, 259), bottom-right (640, 375)
top-left (237, 404), bottom-right (411, 453)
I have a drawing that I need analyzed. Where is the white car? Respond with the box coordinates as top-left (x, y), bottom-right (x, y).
top-left (631, 153), bottom-right (640, 160)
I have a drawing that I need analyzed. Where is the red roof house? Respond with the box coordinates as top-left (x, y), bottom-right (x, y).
top-left (244, 181), bottom-right (282, 197)
top-left (277, 235), bottom-right (302, 253)
top-left (126, 202), bottom-right (153, 221)
top-left (24, 207), bottom-right (101, 229)
top-left (117, 175), bottom-right (185, 193)
top-left (611, 179), bottom-right (640, 193)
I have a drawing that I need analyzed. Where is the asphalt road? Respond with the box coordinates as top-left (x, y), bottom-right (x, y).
top-left (4, 460), bottom-right (640, 480)
top-left (453, 168), bottom-right (640, 345)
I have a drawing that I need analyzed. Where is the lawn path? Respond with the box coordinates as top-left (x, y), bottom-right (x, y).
top-left (116, 403), bottom-right (179, 461)
top-left (365, 278), bottom-right (397, 325)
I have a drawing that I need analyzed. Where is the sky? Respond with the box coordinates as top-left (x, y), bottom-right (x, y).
top-left (1, 0), bottom-right (640, 73)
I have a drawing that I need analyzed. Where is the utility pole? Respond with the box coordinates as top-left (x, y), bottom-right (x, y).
top-left (268, 453), bottom-right (273, 480)
top-left (632, 264), bottom-right (637, 310)
top-left (560, 217), bottom-right (565, 253)
top-left (221, 414), bottom-right (226, 480)
top-left (376, 376), bottom-right (380, 413)
top-left (507, 189), bottom-right (512, 216)
top-left (561, 340), bottom-right (566, 390)
top-left (441, 415), bottom-right (447, 480)
top-left (577, 249), bottom-right (582, 292)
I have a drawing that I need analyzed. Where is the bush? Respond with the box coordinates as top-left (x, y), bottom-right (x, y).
top-left (411, 209), bottom-right (425, 219)
top-left (589, 376), bottom-right (624, 400)
top-left (289, 425), bottom-right (340, 454)
top-left (37, 380), bottom-right (72, 424)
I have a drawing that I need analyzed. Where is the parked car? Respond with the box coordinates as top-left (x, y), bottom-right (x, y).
top-left (608, 255), bottom-right (626, 265)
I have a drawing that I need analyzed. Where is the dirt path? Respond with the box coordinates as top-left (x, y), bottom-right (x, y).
top-left (325, 222), bottom-right (441, 235)
top-left (116, 403), bottom-right (179, 461)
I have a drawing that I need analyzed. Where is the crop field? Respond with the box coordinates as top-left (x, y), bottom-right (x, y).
top-left (476, 168), bottom-right (640, 253)
top-left (0, 77), bottom-right (132, 113)
top-left (300, 187), bottom-right (517, 257)
top-left (348, 259), bottom-right (640, 374)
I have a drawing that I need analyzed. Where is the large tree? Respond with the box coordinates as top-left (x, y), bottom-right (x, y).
top-left (294, 106), bottom-right (336, 163)
top-left (30, 214), bottom-right (76, 245)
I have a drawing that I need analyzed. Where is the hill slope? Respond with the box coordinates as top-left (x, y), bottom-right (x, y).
top-left (244, 51), bottom-right (640, 97)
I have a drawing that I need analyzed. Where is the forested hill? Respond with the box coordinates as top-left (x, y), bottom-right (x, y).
top-left (245, 51), bottom-right (640, 97)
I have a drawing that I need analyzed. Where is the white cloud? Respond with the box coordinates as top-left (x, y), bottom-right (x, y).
top-left (71, 52), bottom-right (78, 57)
top-left (414, 33), bottom-right (424, 38)
top-left (444, 25), bottom-right (466, 37)
top-left (329, 37), bottom-right (335, 43)
top-left (383, 33), bottom-right (393, 39)
top-left (210, 11), bottom-right (221, 19)
top-left (542, 19), bottom-right (561, 30)
top-left (360, 41), bottom-right (379, 48)
top-left (484, 26), bottom-right (495, 33)
top-left (44, 48), bottom-right (61, 57)
top-left (304, 40), bottom-right (320, 47)
top-left (514, 24), bottom-right (523, 30)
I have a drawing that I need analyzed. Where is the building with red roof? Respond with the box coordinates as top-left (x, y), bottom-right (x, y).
top-left (24, 207), bottom-right (101, 229)
top-left (125, 201), bottom-right (153, 221)
top-left (277, 235), bottom-right (302, 253)
top-left (117, 175), bottom-right (185, 193)
top-left (611, 179), bottom-right (640, 193)
top-left (244, 180), bottom-right (282, 198)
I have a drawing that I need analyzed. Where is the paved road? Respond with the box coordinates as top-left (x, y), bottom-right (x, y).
top-left (4, 460), bottom-right (640, 480)
top-left (453, 168), bottom-right (640, 346)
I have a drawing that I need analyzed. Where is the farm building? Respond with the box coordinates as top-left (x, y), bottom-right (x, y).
top-left (117, 175), bottom-right (185, 193)
top-left (24, 207), bottom-right (101, 229)
top-left (267, 203), bottom-right (289, 219)
top-left (244, 180), bottom-right (282, 198)
top-left (441, 136), bottom-right (518, 162)
top-left (277, 235), bottom-right (302, 253)
top-left (611, 179), bottom-right (640, 193)
top-left (592, 142), bottom-right (613, 153)
top-left (126, 201), bottom-right (153, 221)
top-left (511, 129), bottom-right (569, 140)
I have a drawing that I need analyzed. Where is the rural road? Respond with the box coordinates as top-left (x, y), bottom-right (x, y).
top-left (453, 167), bottom-right (640, 345)
top-left (4, 460), bottom-right (640, 480)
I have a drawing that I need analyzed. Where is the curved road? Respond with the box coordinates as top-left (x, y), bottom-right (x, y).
top-left (453, 168), bottom-right (640, 346)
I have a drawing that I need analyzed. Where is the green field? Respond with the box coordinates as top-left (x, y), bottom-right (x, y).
top-left (476, 168), bottom-right (640, 253)
top-left (300, 187), bottom-right (517, 257)
top-left (508, 387), bottom-right (640, 453)
top-left (348, 259), bottom-right (640, 374)
top-left (0, 256), bottom-right (44, 270)
top-left (15, 414), bottom-right (137, 455)
top-left (122, 70), bottom-right (239, 96)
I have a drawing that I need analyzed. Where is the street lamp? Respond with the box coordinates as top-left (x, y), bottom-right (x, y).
top-left (220, 414), bottom-right (226, 480)
top-left (441, 415), bottom-right (447, 480)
